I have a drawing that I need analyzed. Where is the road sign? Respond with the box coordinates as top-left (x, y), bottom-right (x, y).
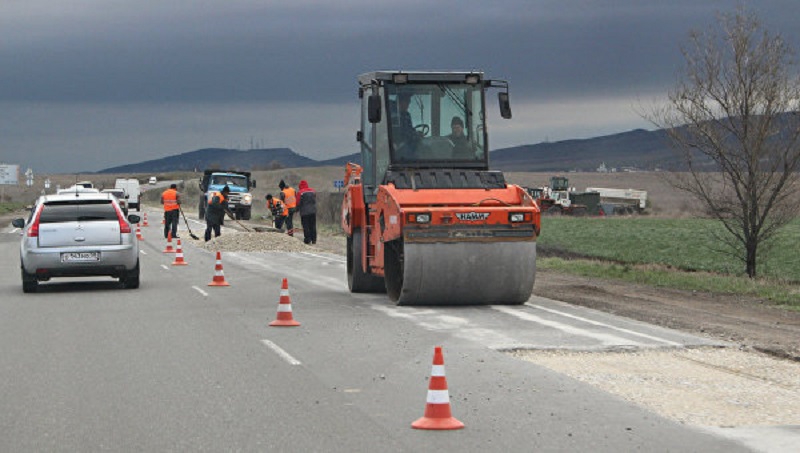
top-left (333, 179), bottom-right (344, 189)
top-left (0, 164), bottom-right (19, 185)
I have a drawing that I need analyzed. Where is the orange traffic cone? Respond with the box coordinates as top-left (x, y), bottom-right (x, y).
top-left (269, 278), bottom-right (300, 327)
top-left (208, 251), bottom-right (230, 286)
top-left (171, 239), bottom-right (188, 266)
top-left (412, 346), bottom-right (464, 430)
top-left (142, 212), bottom-right (149, 227)
top-left (163, 231), bottom-right (175, 253)
top-left (136, 223), bottom-right (143, 241)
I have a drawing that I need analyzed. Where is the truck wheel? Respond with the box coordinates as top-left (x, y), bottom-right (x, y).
top-left (347, 229), bottom-right (385, 293)
top-left (241, 209), bottom-right (251, 221)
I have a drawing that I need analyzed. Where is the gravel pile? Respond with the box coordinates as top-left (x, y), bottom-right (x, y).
top-left (185, 230), bottom-right (314, 253)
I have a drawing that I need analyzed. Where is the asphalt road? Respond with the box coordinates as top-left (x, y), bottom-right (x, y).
top-left (0, 214), bottom-right (768, 452)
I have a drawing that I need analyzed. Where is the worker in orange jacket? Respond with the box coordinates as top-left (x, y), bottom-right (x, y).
top-left (278, 180), bottom-right (297, 236)
top-left (204, 185), bottom-right (230, 241)
top-left (160, 183), bottom-right (181, 239)
top-left (265, 194), bottom-right (286, 230)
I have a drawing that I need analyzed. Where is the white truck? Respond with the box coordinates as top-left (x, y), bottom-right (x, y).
top-left (115, 178), bottom-right (141, 211)
top-left (585, 187), bottom-right (648, 213)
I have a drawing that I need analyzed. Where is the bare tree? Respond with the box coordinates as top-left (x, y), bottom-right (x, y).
top-left (648, 8), bottom-right (800, 278)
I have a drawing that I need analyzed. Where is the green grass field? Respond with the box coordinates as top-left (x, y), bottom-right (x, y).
top-left (537, 217), bottom-right (800, 307)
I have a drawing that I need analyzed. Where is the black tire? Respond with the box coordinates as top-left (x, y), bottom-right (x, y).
top-left (241, 209), bottom-right (251, 221)
top-left (120, 260), bottom-right (140, 289)
top-left (198, 201), bottom-right (206, 220)
top-left (384, 239), bottom-right (404, 303)
top-left (347, 229), bottom-right (385, 293)
top-left (21, 266), bottom-right (38, 293)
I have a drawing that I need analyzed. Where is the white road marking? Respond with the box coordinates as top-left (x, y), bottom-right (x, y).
top-left (527, 303), bottom-right (682, 346)
top-left (140, 250), bottom-right (147, 255)
top-left (192, 286), bottom-right (208, 297)
top-left (299, 251), bottom-right (345, 262)
top-left (160, 264), bottom-right (169, 270)
top-left (260, 339), bottom-right (301, 365)
top-left (492, 306), bottom-right (644, 347)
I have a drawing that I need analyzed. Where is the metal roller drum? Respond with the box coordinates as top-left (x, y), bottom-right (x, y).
top-left (388, 241), bottom-right (536, 305)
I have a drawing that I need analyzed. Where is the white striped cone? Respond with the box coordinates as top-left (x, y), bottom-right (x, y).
top-left (171, 239), bottom-right (188, 266)
top-left (163, 231), bottom-right (175, 253)
top-left (142, 212), bottom-right (149, 227)
top-left (269, 278), bottom-right (300, 326)
top-left (207, 251), bottom-right (230, 286)
top-left (136, 224), bottom-right (143, 241)
top-left (412, 346), bottom-right (464, 430)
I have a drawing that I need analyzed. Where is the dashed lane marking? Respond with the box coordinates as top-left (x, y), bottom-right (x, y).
top-left (160, 264), bottom-right (169, 270)
top-left (261, 339), bottom-right (301, 365)
top-left (192, 286), bottom-right (208, 297)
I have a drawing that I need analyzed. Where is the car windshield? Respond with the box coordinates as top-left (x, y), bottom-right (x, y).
top-left (40, 200), bottom-right (117, 223)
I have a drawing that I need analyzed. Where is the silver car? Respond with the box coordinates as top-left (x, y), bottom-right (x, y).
top-left (12, 192), bottom-right (141, 293)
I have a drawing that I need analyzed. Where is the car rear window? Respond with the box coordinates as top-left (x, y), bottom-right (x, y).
top-left (40, 200), bottom-right (118, 224)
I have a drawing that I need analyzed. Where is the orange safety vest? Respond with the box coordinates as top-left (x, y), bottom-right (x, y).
top-left (281, 187), bottom-right (297, 209)
top-left (268, 199), bottom-right (287, 216)
top-left (208, 192), bottom-right (226, 205)
top-left (162, 188), bottom-right (180, 211)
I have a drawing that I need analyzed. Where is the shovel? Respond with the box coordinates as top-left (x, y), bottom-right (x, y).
top-left (178, 205), bottom-right (201, 240)
top-left (224, 207), bottom-right (253, 232)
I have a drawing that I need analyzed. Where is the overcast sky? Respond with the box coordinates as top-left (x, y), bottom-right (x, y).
top-left (1, 1), bottom-right (799, 174)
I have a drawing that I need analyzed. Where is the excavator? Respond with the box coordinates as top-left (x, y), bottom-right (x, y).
top-left (341, 71), bottom-right (540, 305)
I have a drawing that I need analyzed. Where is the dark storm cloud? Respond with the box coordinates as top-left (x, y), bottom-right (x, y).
top-left (2, 1), bottom-right (799, 173)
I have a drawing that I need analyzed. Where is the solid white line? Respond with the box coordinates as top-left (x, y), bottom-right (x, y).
top-left (260, 339), bottom-right (301, 365)
top-left (493, 306), bottom-right (643, 347)
top-left (192, 286), bottom-right (208, 297)
top-left (160, 264), bottom-right (169, 270)
top-left (527, 303), bottom-right (682, 346)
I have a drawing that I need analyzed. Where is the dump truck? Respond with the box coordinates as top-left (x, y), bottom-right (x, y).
top-left (341, 71), bottom-right (540, 305)
top-left (198, 170), bottom-right (256, 220)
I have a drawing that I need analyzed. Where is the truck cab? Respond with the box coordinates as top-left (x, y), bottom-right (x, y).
top-left (198, 170), bottom-right (256, 220)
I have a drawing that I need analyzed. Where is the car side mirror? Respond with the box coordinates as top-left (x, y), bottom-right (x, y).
top-left (498, 92), bottom-right (512, 119)
top-left (12, 218), bottom-right (25, 228)
top-left (128, 214), bottom-right (141, 224)
top-left (368, 95), bottom-right (381, 123)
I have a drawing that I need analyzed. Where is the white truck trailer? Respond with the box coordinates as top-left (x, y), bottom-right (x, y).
top-left (585, 187), bottom-right (648, 213)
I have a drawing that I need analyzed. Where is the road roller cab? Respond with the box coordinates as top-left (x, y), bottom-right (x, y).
top-left (342, 71), bottom-right (540, 305)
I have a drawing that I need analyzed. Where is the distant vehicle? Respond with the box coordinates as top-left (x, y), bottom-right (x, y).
top-left (148, 176), bottom-right (158, 185)
top-left (11, 191), bottom-right (141, 293)
top-left (198, 170), bottom-right (255, 220)
top-left (102, 188), bottom-right (129, 215)
top-left (58, 186), bottom-right (100, 194)
top-left (75, 180), bottom-right (94, 188)
top-left (114, 178), bottom-right (141, 211)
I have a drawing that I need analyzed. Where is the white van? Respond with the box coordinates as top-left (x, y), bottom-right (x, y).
top-left (148, 176), bottom-right (158, 185)
top-left (115, 178), bottom-right (141, 210)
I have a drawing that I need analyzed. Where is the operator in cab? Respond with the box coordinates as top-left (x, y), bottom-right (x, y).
top-left (393, 93), bottom-right (423, 159)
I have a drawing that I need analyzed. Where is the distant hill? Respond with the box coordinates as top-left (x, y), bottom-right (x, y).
top-left (97, 128), bottom-right (685, 174)
top-left (97, 148), bottom-right (318, 174)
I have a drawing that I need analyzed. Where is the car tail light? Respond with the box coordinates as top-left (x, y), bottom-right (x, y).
top-left (27, 206), bottom-right (43, 237)
top-left (113, 202), bottom-right (131, 233)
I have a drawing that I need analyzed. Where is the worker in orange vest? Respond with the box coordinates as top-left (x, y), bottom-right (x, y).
top-left (160, 183), bottom-right (182, 239)
top-left (265, 194), bottom-right (286, 230)
top-left (204, 185), bottom-right (230, 242)
top-left (279, 180), bottom-right (297, 236)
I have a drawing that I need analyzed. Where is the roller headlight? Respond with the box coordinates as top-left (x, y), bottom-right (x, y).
top-left (509, 212), bottom-right (529, 223)
top-left (407, 213), bottom-right (431, 224)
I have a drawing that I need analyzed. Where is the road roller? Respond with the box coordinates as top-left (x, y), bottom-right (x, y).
top-left (341, 71), bottom-right (540, 305)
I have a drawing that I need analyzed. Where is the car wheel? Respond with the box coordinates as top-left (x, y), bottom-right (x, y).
top-left (21, 267), bottom-right (38, 293)
top-left (120, 260), bottom-right (140, 289)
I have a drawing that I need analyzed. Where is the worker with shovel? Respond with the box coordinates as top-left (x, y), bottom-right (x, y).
top-left (161, 183), bottom-right (182, 239)
top-left (204, 185), bottom-right (231, 242)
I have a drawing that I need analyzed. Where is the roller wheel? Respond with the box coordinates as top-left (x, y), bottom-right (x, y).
top-left (384, 239), bottom-right (404, 304)
top-left (347, 229), bottom-right (385, 293)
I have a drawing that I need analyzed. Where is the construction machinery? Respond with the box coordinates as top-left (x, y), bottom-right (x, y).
top-left (198, 170), bottom-right (256, 220)
top-left (585, 186), bottom-right (648, 214)
top-left (528, 176), bottom-right (588, 215)
top-left (341, 71), bottom-right (540, 305)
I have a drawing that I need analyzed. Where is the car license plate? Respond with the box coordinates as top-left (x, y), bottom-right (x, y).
top-left (61, 252), bottom-right (100, 262)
